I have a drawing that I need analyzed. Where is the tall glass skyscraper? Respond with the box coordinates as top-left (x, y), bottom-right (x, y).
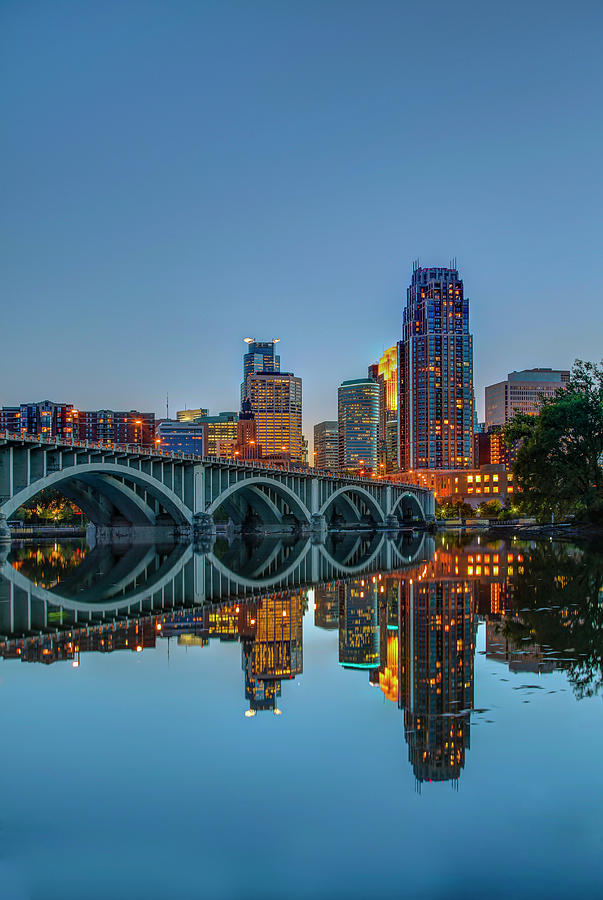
top-left (398, 263), bottom-right (475, 470)
top-left (338, 378), bottom-right (379, 473)
top-left (241, 338), bottom-right (281, 402)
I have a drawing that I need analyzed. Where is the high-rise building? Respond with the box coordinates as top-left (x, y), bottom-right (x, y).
top-left (241, 338), bottom-right (281, 402)
top-left (313, 420), bottom-right (339, 470)
top-left (337, 378), bottom-right (379, 473)
top-left (247, 372), bottom-right (303, 460)
top-left (369, 346), bottom-right (399, 473)
top-left (399, 263), bottom-right (475, 470)
top-left (485, 368), bottom-right (570, 428)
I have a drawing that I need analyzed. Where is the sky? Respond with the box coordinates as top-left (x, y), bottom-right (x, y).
top-left (2, 0), bottom-right (602, 441)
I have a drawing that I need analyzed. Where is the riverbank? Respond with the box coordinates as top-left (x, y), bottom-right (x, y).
top-left (7, 525), bottom-right (87, 539)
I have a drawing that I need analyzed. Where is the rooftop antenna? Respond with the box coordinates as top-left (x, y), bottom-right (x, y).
top-left (166, 393), bottom-right (169, 420)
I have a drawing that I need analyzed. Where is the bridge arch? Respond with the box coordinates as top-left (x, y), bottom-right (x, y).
top-left (318, 533), bottom-right (386, 574)
top-left (1, 463), bottom-right (192, 526)
top-left (1, 544), bottom-right (193, 614)
top-left (320, 485), bottom-right (386, 526)
top-left (207, 477), bottom-right (312, 526)
top-left (390, 491), bottom-right (426, 523)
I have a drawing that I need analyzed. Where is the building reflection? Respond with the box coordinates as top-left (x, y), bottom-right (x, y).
top-left (1, 534), bottom-right (566, 783)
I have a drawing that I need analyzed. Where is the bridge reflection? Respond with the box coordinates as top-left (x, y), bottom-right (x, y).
top-left (0, 533), bottom-right (589, 787)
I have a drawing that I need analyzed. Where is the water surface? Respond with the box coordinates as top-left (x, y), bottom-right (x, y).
top-left (0, 532), bottom-right (601, 899)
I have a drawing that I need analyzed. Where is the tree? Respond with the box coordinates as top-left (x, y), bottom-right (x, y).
top-left (475, 499), bottom-right (502, 518)
top-left (504, 541), bottom-right (603, 699)
top-left (17, 488), bottom-right (86, 524)
top-left (504, 360), bottom-right (603, 523)
top-left (436, 500), bottom-right (473, 519)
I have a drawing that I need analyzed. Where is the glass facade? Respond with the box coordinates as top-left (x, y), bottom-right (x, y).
top-left (399, 264), bottom-right (475, 470)
top-left (241, 339), bottom-right (281, 402)
top-left (338, 378), bottom-right (379, 473)
top-left (156, 421), bottom-right (204, 456)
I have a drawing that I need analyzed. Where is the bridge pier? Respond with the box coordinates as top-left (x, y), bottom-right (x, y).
top-left (0, 514), bottom-right (10, 545)
top-left (193, 512), bottom-right (215, 539)
top-left (309, 513), bottom-right (327, 543)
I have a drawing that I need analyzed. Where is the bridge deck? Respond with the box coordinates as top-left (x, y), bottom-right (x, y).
top-left (0, 430), bottom-right (429, 495)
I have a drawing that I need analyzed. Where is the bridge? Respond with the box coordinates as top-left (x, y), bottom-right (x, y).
top-left (0, 432), bottom-right (434, 541)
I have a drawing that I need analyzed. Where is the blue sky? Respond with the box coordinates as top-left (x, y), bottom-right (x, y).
top-left (2, 0), bottom-right (602, 435)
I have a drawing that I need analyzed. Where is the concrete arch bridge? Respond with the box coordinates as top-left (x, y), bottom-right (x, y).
top-left (0, 433), bottom-right (434, 540)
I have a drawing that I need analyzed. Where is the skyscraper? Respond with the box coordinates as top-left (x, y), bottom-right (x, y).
top-left (399, 263), bottom-right (475, 470)
top-left (241, 338), bottom-right (281, 402)
top-left (338, 378), bottom-right (379, 473)
top-left (247, 371), bottom-right (303, 460)
top-left (313, 420), bottom-right (339, 470)
top-left (369, 345), bottom-right (398, 473)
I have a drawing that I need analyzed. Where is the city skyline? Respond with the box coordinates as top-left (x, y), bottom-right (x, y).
top-left (2, 3), bottom-right (602, 438)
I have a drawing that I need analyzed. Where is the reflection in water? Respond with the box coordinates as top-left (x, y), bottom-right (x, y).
top-left (9, 541), bottom-right (88, 587)
top-left (2, 533), bottom-right (603, 787)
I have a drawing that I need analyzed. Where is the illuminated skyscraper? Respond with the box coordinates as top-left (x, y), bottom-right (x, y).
top-left (337, 378), bottom-right (379, 473)
top-left (247, 371), bottom-right (303, 460)
top-left (399, 263), bottom-right (475, 470)
top-left (369, 346), bottom-right (398, 473)
top-left (241, 338), bottom-right (281, 402)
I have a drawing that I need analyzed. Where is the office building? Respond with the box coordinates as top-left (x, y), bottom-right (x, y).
top-left (401, 464), bottom-right (514, 508)
top-left (235, 399), bottom-right (262, 460)
top-left (156, 420), bottom-right (204, 456)
top-left (247, 372), bottom-right (303, 460)
top-left (399, 263), bottom-right (475, 470)
top-left (197, 412), bottom-right (238, 457)
top-left (338, 378), bottom-right (379, 473)
top-left (314, 420), bottom-right (339, 470)
top-left (241, 338), bottom-right (281, 402)
top-left (485, 368), bottom-right (570, 428)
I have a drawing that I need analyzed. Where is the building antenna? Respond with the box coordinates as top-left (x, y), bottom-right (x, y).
top-left (166, 393), bottom-right (169, 420)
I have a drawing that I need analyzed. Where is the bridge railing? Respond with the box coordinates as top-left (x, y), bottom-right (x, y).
top-left (0, 431), bottom-right (429, 493)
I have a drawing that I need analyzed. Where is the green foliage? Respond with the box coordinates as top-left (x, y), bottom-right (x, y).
top-left (475, 499), bottom-right (502, 518)
top-left (504, 360), bottom-right (603, 523)
top-left (505, 541), bottom-right (603, 699)
top-left (17, 488), bottom-right (87, 524)
top-left (436, 500), bottom-right (474, 519)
